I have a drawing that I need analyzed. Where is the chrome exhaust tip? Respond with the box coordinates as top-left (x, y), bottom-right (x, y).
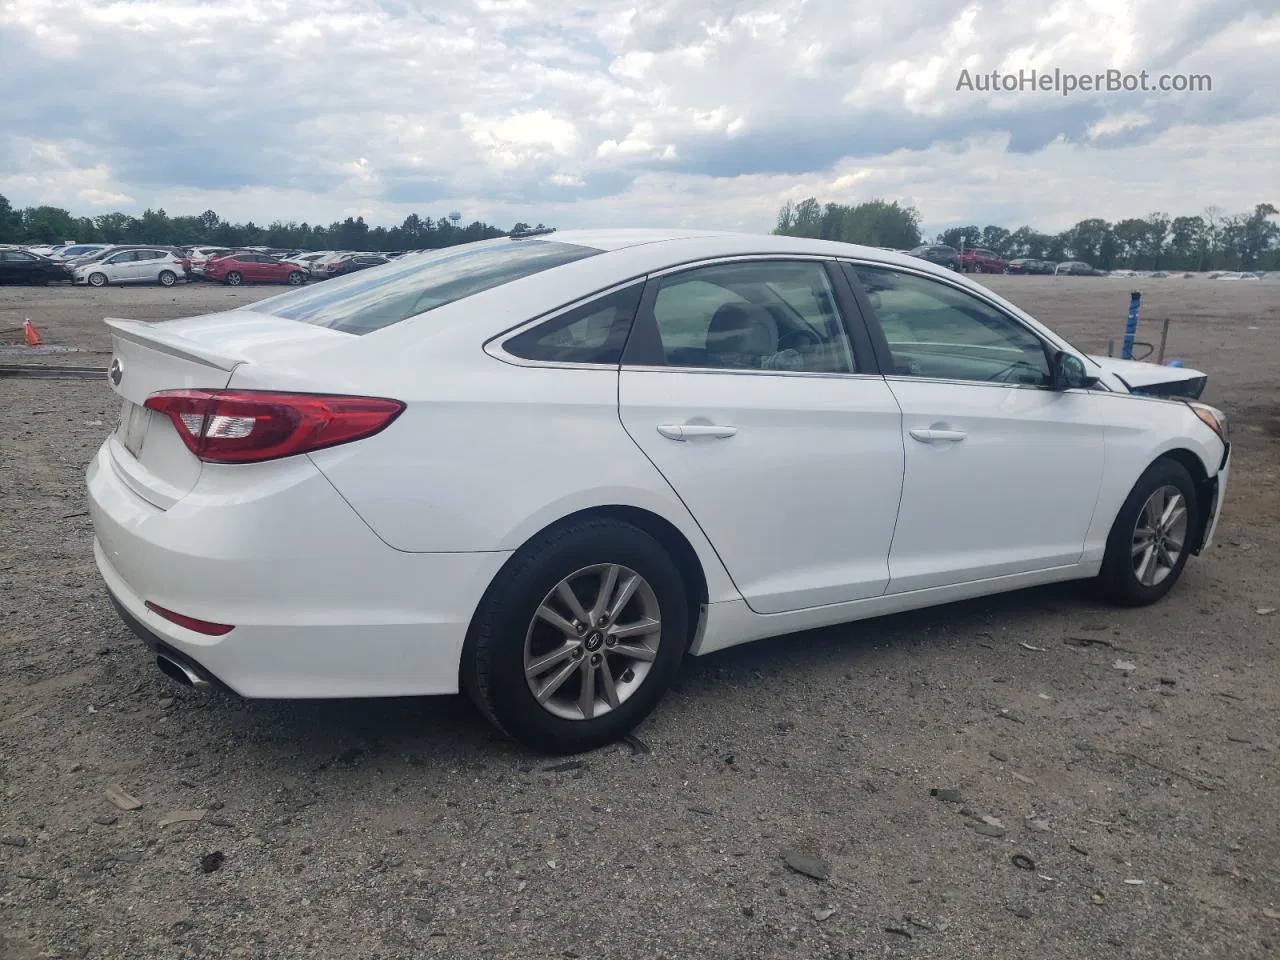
top-left (155, 653), bottom-right (211, 691)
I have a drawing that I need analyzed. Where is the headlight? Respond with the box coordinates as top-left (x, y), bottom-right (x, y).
top-left (1188, 402), bottom-right (1228, 442)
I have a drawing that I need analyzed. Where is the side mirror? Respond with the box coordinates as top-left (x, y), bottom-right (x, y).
top-left (1051, 351), bottom-right (1098, 391)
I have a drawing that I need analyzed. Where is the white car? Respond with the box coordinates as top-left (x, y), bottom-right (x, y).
top-left (51, 243), bottom-right (113, 262)
top-left (75, 248), bottom-right (188, 287)
top-left (87, 230), bottom-right (1230, 753)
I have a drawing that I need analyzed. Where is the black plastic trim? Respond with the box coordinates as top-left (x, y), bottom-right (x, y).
top-left (107, 591), bottom-right (236, 695)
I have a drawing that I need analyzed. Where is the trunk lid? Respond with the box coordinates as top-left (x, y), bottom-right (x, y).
top-left (104, 313), bottom-right (352, 508)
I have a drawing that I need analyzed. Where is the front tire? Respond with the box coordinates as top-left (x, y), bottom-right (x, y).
top-left (287, 271), bottom-right (304, 285)
top-left (462, 518), bottom-right (690, 754)
top-left (1099, 458), bottom-right (1199, 606)
top-left (225, 271), bottom-right (242, 286)
top-left (88, 272), bottom-right (108, 287)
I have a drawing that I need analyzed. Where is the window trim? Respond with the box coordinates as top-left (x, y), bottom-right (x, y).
top-left (621, 256), bottom-right (880, 379)
top-left (484, 279), bottom-right (648, 370)
top-left (840, 259), bottom-right (1073, 392)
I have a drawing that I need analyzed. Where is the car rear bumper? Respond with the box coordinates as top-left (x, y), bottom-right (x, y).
top-left (87, 441), bottom-right (511, 698)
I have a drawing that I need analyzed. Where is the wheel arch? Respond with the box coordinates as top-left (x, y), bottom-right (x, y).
top-left (459, 504), bottom-right (712, 688)
top-left (1153, 447), bottom-right (1217, 554)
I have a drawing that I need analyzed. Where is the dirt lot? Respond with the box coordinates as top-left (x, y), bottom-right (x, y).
top-left (2, 276), bottom-right (1278, 960)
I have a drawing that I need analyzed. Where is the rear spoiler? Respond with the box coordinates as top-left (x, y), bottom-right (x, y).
top-left (104, 318), bottom-right (240, 372)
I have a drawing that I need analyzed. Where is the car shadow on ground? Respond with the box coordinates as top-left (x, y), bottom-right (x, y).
top-left (175, 579), bottom-right (1110, 771)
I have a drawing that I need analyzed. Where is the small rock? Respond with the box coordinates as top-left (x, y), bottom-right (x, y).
top-left (199, 851), bottom-right (225, 873)
top-left (92, 815), bottom-right (118, 826)
top-left (1091, 892), bottom-right (1105, 905)
top-left (973, 823), bottom-right (1007, 838)
top-left (741, 905), bottom-right (754, 918)
top-left (1011, 772), bottom-right (1036, 786)
top-left (1256, 608), bottom-right (1276, 616)
top-left (1123, 878), bottom-right (1145, 885)
top-left (1113, 660), bottom-right (1137, 673)
top-left (980, 815), bottom-right (1004, 828)
top-left (1262, 907), bottom-right (1280, 920)
top-left (175, 756), bottom-right (202, 771)
top-left (989, 750), bottom-right (1009, 762)
top-left (930, 788), bottom-right (963, 803)
top-left (782, 850), bottom-right (830, 881)
top-left (158, 809), bottom-right (207, 828)
top-left (814, 907), bottom-right (836, 922)
top-left (1025, 817), bottom-right (1051, 833)
top-left (68, 763), bottom-right (82, 773)
top-left (207, 816), bottom-right (233, 828)
top-left (1012, 905), bottom-right (1032, 919)
top-left (1, 835), bottom-right (28, 848)
top-left (39, 881), bottom-right (59, 901)
top-left (105, 784), bottom-right (142, 811)
top-left (516, 880), bottom-right (528, 893)
top-left (1159, 677), bottom-right (1177, 686)
top-left (158, 698), bottom-right (175, 709)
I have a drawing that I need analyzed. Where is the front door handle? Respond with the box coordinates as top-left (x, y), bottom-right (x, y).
top-left (909, 427), bottom-right (967, 443)
top-left (657, 423), bottom-right (739, 441)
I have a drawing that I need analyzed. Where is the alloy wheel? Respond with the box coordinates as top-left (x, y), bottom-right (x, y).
top-left (523, 563), bottom-right (662, 721)
top-left (1132, 484), bottom-right (1188, 587)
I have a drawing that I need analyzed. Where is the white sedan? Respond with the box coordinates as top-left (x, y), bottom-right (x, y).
top-left (87, 230), bottom-right (1230, 753)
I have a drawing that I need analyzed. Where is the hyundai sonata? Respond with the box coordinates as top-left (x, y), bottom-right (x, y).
top-left (87, 230), bottom-right (1230, 753)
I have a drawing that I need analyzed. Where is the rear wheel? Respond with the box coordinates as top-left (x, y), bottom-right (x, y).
top-left (158, 270), bottom-right (177, 287)
top-left (88, 272), bottom-right (108, 287)
top-left (225, 271), bottom-right (242, 286)
top-left (462, 518), bottom-right (689, 754)
top-left (1099, 458), bottom-right (1198, 606)
top-left (287, 271), bottom-right (304, 285)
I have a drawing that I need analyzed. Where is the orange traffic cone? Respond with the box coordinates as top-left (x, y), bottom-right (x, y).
top-left (23, 319), bottom-right (42, 347)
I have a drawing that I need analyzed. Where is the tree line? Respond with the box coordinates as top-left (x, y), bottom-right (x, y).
top-left (775, 197), bottom-right (1280, 271)
top-left (0, 193), bottom-right (551, 252)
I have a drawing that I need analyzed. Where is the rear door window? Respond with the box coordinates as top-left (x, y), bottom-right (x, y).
top-left (253, 240), bottom-right (602, 334)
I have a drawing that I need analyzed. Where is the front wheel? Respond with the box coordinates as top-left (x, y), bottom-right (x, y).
top-left (287, 271), bottom-right (304, 285)
top-left (88, 272), bottom-right (108, 287)
top-left (462, 518), bottom-right (690, 754)
top-left (225, 271), bottom-right (242, 286)
top-left (1098, 458), bottom-right (1199, 606)
top-left (158, 270), bottom-right (177, 287)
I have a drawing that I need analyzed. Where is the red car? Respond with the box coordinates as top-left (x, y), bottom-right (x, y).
top-left (204, 253), bottom-right (307, 286)
top-left (958, 247), bottom-right (1008, 273)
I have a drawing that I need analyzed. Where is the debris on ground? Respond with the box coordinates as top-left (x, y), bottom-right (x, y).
top-left (104, 784), bottom-right (142, 811)
top-left (158, 809), bottom-right (208, 828)
top-left (782, 849), bottom-right (830, 881)
top-left (1011, 854), bottom-right (1036, 871)
top-left (989, 750), bottom-right (1009, 762)
top-left (1114, 660), bottom-right (1138, 672)
top-left (973, 823), bottom-right (1007, 838)
top-left (813, 907), bottom-right (836, 922)
top-left (541, 759), bottom-right (586, 773)
top-left (931, 787), bottom-right (963, 803)
top-left (1011, 771), bottom-right (1036, 785)
top-left (199, 851), bottom-right (225, 873)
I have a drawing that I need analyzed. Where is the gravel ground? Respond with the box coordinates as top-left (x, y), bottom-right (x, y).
top-left (1, 276), bottom-right (1278, 960)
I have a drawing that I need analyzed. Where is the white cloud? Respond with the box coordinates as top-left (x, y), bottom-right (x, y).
top-left (0, 0), bottom-right (1275, 235)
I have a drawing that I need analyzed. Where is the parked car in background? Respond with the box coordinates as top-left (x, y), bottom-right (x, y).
top-left (958, 247), bottom-right (1008, 273)
top-left (908, 244), bottom-right (960, 270)
top-left (50, 243), bottom-right (113, 262)
top-left (1056, 261), bottom-right (1105, 276)
top-left (74, 248), bottom-right (190, 287)
top-left (1004, 258), bottom-right (1053, 275)
top-left (203, 252), bottom-right (307, 286)
top-left (187, 247), bottom-right (236, 277)
top-left (0, 249), bottom-right (70, 284)
top-left (282, 251), bottom-right (331, 270)
top-left (326, 253), bottom-right (390, 278)
top-left (87, 229), bottom-right (1229, 753)
top-left (308, 251), bottom-right (351, 279)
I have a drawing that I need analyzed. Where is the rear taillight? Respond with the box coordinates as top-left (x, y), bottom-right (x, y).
top-left (143, 390), bottom-right (404, 463)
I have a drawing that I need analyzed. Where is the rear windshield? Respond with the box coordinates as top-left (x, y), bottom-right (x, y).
top-left (252, 239), bottom-right (602, 334)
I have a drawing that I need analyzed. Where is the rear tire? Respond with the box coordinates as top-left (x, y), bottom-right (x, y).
top-left (225, 272), bottom-right (242, 286)
top-left (158, 270), bottom-right (177, 287)
top-left (462, 518), bottom-right (690, 754)
top-left (88, 272), bottom-right (107, 287)
top-left (1098, 458), bottom-right (1199, 606)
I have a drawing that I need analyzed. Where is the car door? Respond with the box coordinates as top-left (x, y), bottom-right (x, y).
top-left (844, 262), bottom-right (1106, 593)
top-left (98, 250), bottom-right (134, 282)
top-left (130, 249), bottom-right (163, 283)
top-left (618, 258), bottom-right (905, 615)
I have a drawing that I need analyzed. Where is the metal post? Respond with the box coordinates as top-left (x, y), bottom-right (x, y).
top-left (1107, 339), bottom-right (1115, 357)
top-left (1121, 290), bottom-right (1141, 360)
top-left (1156, 318), bottom-right (1171, 365)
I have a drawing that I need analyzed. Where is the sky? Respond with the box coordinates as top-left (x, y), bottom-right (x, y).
top-left (1, 0), bottom-right (1277, 237)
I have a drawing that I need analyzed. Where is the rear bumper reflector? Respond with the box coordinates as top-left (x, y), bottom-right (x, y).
top-left (144, 601), bottom-right (236, 636)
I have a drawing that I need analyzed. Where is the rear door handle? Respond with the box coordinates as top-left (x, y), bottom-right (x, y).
top-left (909, 427), bottom-right (967, 443)
top-left (657, 423), bottom-right (738, 441)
